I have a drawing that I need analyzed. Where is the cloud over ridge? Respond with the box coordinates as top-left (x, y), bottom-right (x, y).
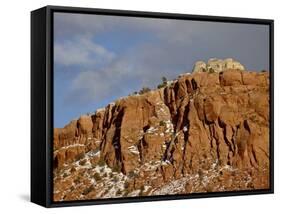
top-left (53, 12), bottom-right (269, 127)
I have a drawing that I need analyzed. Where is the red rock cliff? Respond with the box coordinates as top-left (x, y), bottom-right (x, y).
top-left (53, 69), bottom-right (270, 201)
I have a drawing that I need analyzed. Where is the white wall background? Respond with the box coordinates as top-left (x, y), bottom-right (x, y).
top-left (0, 0), bottom-right (279, 212)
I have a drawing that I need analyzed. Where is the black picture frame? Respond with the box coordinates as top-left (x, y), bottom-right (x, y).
top-left (31, 5), bottom-right (274, 208)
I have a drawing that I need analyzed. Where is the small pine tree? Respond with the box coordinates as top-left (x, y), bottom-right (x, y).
top-left (116, 189), bottom-right (122, 195)
top-left (209, 68), bottom-right (215, 73)
top-left (93, 172), bottom-right (102, 181)
top-left (157, 83), bottom-right (165, 89)
top-left (139, 87), bottom-right (151, 94)
top-left (157, 76), bottom-right (168, 89)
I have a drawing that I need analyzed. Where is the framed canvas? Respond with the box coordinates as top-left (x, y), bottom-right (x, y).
top-left (31, 5), bottom-right (274, 207)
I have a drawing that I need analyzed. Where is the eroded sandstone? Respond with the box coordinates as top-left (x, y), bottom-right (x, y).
top-left (53, 67), bottom-right (270, 201)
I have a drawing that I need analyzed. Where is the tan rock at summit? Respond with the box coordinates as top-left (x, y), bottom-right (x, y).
top-left (192, 58), bottom-right (245, 73)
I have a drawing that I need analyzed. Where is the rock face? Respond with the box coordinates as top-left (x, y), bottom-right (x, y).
top-left (53, 67), bottom-right (270, 202)
top-left (192, 58), bottom-right (245, 73)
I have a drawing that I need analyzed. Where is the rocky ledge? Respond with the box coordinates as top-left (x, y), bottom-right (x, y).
top-left (192, 58), bottom-right (245, 73)
top-left (53, 66), bottom-right (270, 201)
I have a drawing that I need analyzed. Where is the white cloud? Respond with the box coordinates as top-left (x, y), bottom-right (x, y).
top-left (54, 13), bottom-right (109, 37)
top-left (71, 71), bottom-right (109, 101)
top-left (54, 35), bottom-right (115, 67)
top-left (67, 41), bottom-right (190, 104)
top-left (55, 13), bottom-right (269, 105)
top-left (54, 12), bottom-right (198, 46)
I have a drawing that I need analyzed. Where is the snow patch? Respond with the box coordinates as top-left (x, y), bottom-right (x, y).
top-left (147, 127), bottom-right (158, 133)
top-left (128, 145), bottom-right (140, 155)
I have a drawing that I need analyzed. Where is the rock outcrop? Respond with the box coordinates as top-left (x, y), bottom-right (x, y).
top-left (192, 58), bottom-right (245, 73)
top-left (53, 66), bottom-right (270, 202)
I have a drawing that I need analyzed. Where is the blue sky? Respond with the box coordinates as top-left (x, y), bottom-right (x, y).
top-left (54, 12), bottom-right (270, 128)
